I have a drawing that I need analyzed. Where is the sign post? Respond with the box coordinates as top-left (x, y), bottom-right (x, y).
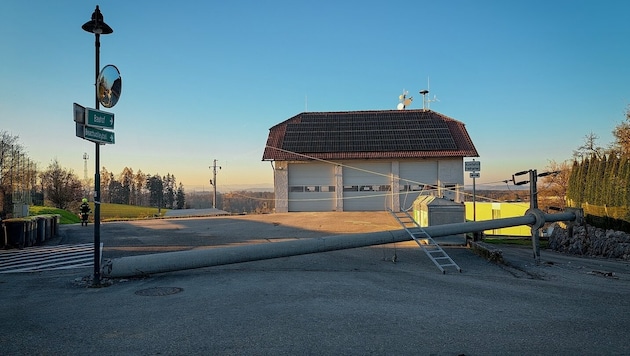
top-left (465, 160), bottom-right (481, 221)
top-left (81, 6), bottom-right (121, 286)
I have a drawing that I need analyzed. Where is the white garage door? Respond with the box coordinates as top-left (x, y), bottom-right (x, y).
top-left (288, 163), bottom-right (336, 211)
top-left (342, 162), bottom-right (392, 211)
top-left (398, 161), bottom-right (438, 210)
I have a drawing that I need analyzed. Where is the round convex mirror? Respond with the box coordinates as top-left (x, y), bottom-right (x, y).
top-left (97, 64), bottom-right (122, 108)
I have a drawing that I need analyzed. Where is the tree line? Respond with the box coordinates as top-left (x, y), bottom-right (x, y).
top-left (565, 106), bottom-right (630, 224)
top-left (567, 155), bottom-right (630, 209)
top-left (0, 130), bottom-right (187, 217)
top-left (99, 167), bottom-right (185, 209)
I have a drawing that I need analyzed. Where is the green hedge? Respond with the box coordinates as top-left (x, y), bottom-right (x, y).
top-left (567, 155), bottom-right (630, 231)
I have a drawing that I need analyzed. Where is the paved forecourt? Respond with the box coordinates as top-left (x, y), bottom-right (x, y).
top-left (1, 212), bottom-right (629, 355)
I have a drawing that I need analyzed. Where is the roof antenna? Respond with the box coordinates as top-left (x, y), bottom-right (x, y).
top-left (397, 89), bottom-right (413, 110)
top-left (419, 77), bottom-right (439, 111)
top-left (419, 90), bottom-right (429, 111)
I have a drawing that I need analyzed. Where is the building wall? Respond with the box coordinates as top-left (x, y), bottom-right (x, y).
top-left (391, 161), bottom-right (400, 212)
top-left (341, 161), bottom-right (392, 211)
top-left (287, 162), bottom-right (336, 212)
top-left (334, 165), bottom-right (343, 211)
top-left (437, 159), bottom-right (464, 201)
top-left (464, 202), bottom-right (531, 236)
top-left (273, 161), bottom-right (289, 213)
top-left (274, 158), bottom-right (465, 212)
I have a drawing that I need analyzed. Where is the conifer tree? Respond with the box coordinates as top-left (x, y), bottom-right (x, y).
top-left (600, 156), bottom-right (609, 205)
top-left (585, 156), bottom-right (598, 204)
top-left (567, 160), bottom-right (580, 206)
top-left (604, 155), bottom-right (617, 206)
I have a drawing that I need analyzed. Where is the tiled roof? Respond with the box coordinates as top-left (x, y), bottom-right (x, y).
top-left (262, 110), bottom-right (479, 161)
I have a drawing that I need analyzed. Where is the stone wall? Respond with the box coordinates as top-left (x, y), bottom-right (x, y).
top-left (548, 223), bottom-right (630, 260)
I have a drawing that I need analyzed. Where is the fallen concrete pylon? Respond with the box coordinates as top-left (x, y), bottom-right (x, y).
top-left (102, 210), bottom-right (578, 278)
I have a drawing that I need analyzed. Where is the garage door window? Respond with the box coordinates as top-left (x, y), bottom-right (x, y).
top-left (359, 185), bottom-right (391, 191)
top-left (400, 184), bottom-right (427, 191)
top-left (291, 185), bottom-right (335, 193)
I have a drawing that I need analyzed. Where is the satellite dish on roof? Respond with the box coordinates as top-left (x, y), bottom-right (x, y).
top-left (397, 89), bottom-right (413, 110)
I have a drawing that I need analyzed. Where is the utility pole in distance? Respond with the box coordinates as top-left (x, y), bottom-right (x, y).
top-left (512, 168), bottom-right (560, 263)
top-left (209, 159), bottom-right (221, 209)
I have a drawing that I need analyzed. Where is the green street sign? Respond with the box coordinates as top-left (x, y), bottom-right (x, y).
top-left (86, 107), bottom-right (115, 129)
top-left (83, 125), bottom-right (115, 144)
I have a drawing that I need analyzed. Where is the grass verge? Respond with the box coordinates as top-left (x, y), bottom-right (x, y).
top-left (29, 206), bottom-right (81, 224)
top-left (29, 204), bottom-right (167, 224)
top-left (98, 203), bottom-right (167, 221)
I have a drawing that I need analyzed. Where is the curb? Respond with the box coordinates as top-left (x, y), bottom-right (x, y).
top-left (469, 240), bottom-right (504, 263)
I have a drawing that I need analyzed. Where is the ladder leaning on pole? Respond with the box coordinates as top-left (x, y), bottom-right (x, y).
top-left (388, 208), bottom-right (462, 274)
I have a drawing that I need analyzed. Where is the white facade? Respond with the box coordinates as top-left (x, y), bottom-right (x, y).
top-left (274, 158), bottom-right (464, 212)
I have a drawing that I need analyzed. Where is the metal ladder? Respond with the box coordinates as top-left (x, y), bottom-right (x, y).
top-left (388, 209), bottom-right (462, 274)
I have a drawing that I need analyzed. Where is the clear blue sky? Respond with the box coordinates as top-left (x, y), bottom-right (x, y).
top-left (2, 1), bottom-right (629, 191)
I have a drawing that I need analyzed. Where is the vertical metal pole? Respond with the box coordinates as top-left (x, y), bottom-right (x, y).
top-left (530, 169), bottom-right (540, 262)
top-left (472, 175), bottom-right (477, 222)
top-left (212, 159), bottom-right (217, 209)
top-left (93, 32), bottom-right (101, 285)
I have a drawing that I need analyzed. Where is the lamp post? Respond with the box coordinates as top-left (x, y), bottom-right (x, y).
top-left (82, 5), bottom-right (113, 285)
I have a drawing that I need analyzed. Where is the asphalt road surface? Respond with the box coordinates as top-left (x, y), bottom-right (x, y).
top-left (1, 212), bottom-right (629, 355)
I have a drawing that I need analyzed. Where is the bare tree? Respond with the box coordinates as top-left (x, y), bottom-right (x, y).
top-left (610, 105), bottom-right (630, 157)
top-left (0, 131), bottom-right (21, 188)
top-left (100, 167), bottom-right (111, 203)
top-left (0, 131), bottom-right (36, 214)
top-left (573, 132), bottom-right (604, 160)
top-left (538, 160), bottom-right (572, 210)
top-left (39, 159), bottom-right (83, 209)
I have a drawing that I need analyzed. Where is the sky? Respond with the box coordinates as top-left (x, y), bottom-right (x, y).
top-left (1, 0), bottom-right (629, 192)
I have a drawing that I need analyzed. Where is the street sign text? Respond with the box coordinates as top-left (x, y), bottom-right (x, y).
top-left (83, 125), bottom-right (115, 144)
top-left (86, 108), bottom-right (115, 129)
top-left (465, 160), bottom-right (481, 172)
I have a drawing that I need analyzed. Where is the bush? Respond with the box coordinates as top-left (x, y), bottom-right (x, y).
top-left (585, 214), bottom-right (630, 234)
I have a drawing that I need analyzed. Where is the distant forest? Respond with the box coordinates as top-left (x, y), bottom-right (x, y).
top-left (187, 191), bottom-right (274, 214)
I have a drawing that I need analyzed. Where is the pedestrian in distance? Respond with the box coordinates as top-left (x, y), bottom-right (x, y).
top-left (79, 198), bottom-right (91, 226)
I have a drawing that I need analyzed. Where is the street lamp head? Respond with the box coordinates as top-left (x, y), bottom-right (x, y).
top-left (82, 5), bottom-right (113, 35)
